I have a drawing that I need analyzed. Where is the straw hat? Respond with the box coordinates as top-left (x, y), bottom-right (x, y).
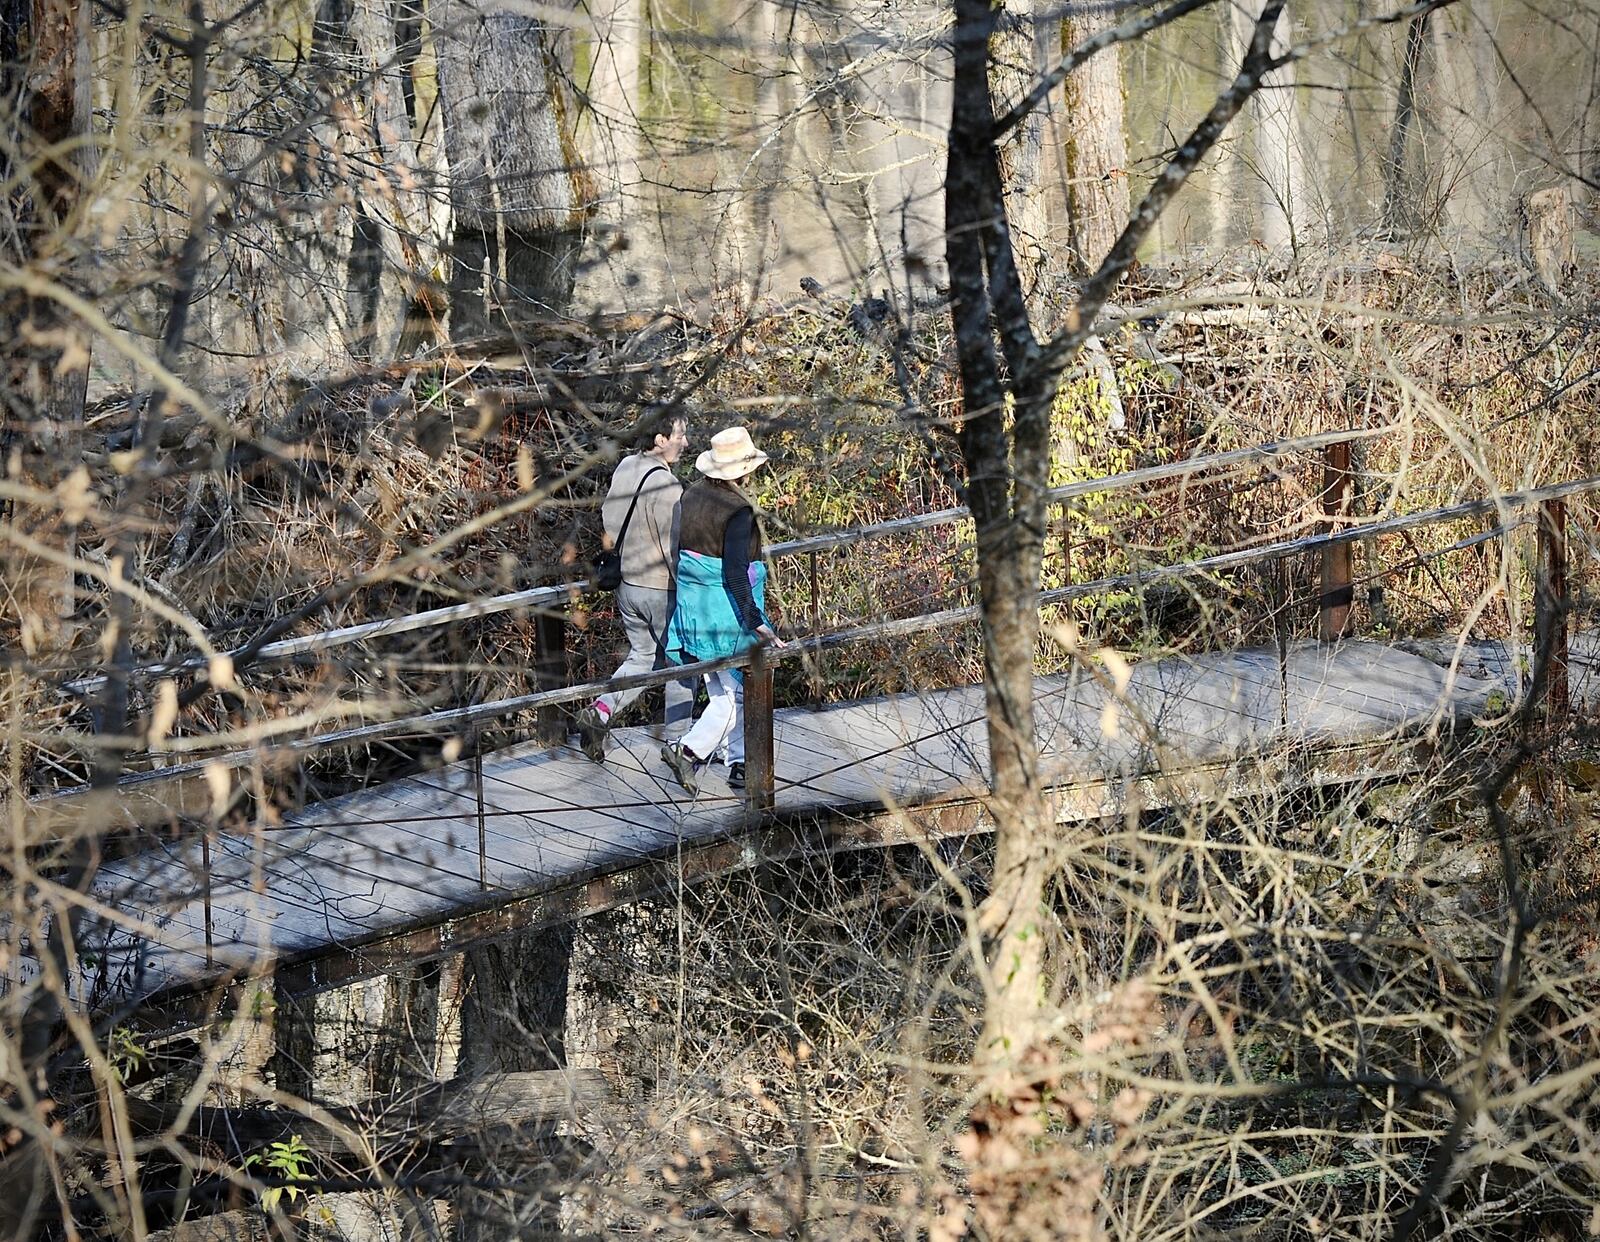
top-left (695, 426), bottom-right (769, 480)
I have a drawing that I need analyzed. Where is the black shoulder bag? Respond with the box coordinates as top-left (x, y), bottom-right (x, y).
top-left (592, 465), bottom-right (667, 591)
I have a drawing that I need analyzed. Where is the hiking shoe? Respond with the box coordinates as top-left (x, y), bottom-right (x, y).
top-left (726, 761), bottom-right (746, 790)
top-left (575, 705), bottom-right (608, 763)
top-left (661, 743), bottom-right (705, 794)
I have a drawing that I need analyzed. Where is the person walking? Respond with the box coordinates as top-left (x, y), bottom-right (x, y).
top-left (575, 417), bottom-right (693, 761)
top-left (660, 426), bottom-right (784, 793)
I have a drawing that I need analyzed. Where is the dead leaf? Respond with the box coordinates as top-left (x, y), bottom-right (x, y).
top-left (204, 763), bottom-right (231, 820)
top-left (148, 679), bottom-right (179, 743)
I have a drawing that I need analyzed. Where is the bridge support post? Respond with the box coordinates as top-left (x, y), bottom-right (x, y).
top-left (1319, 438), bottom-right (1354, 642)
top-left (1536, 498), bottom-right (1569, 715)
top-left (745, 645), bottom-right (775, 814)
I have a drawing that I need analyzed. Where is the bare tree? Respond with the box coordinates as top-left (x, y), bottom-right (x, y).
top-left (1059, 0), bottom-right (1130, 273)
top-left (7, 1), bottom-right (1600, 1238)
top-left (432, 0), bottom-right (592, 334)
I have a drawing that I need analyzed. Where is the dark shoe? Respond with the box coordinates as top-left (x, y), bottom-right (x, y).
top-left (661, 744), bottom-right (704, 794)
top-left (726, 762), bottom-right (746, 790)
top-left (575, 706), bottom-right (608, 763)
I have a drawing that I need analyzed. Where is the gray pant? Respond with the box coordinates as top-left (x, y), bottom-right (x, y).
top-left (594, 582), bottom-right (693, 737)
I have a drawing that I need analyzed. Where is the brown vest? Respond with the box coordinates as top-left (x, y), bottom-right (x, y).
top-left (678, 481), bottom-right (762, 559)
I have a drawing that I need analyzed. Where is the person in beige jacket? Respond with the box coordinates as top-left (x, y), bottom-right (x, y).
top-left (576, 418), bottom-right (693, 761)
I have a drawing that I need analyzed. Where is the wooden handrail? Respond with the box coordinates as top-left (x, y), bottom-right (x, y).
top-left (44, 468), bottom-right (1599, 802)
top-left (64, 428), bottom-right (1385, 692)
top-left (63, 584), bottom-right (577, 693)
top-left (770, 426), bottom-right (1387, 557)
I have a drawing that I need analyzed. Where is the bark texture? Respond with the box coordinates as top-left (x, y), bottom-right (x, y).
top-left (1226, 0), bottom-right (1306, 250)
top-left (582, 0), bottom-right (642, 225)
top-left (947, 0), bottom-right (1057, 1071)
top-left (1382, 10), bottom-right (1433, 237)
top-left (0, 0), bottom-right (93, 516)
top-left (346, 0), bottom-right (445, 360)
top-left (432, 0), bottom-right (587, 233)
top-left (433, 0), bottom-right (590, 332)
top-left (372, 960), bottom-right (443, 1094)
top-left (0, 1), bottom-right (95, 1229)
top-left (992, 0), bottom-right (1052, 305)
top-left (1424, 0), bottom-right (1513, 244)
top-left (1060, 3), bottom-right (1128, 273)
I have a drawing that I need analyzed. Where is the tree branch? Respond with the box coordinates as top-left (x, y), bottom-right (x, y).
top-left (991, 0), bottom-right (1219, 141)
top-left (1040, 0), bottom-right (1287, 375)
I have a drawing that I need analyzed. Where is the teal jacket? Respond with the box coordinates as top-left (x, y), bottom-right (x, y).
top-left (665, 550), bottom-right (768, 669)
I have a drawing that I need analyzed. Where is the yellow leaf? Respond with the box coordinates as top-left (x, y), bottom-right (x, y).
top-left (56, 467), bottom-right (95, 526)
top-left (1099, 646), bottom-right (1132, 694)
top-left (148, 679), bottom-right (178, 743)
top-left (54, 336), bottom-right (90, 377)
top-left (204, 763), bottom-right (231, 820)
top-left (1042, 618), bottom-right (1080, 655)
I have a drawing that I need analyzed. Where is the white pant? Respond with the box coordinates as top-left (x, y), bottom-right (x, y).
top-left (680, 669), bottom-right (744, 764)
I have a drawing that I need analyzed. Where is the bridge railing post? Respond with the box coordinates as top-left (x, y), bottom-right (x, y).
top-left (808, 550), bottom-right (823, 703)
top-left (745, 644), bottom-right (775, 814)
top-left (201, 829), bottom-right (213, 966)
top-left (1536, 497), bottom-right (1569, 715)
top-left (1058, 499), bottom-right (1072, 586)
top-left (1319, 437), bottom-right (1354, 642)
top-left (534, 609), bottom-right (568, 746)
top-left (474, 742), bottom-right (488, 890)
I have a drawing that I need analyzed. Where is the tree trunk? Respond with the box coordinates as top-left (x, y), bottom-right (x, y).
top-left (992, 0), bottom-right (1052, 307)
top-left (0, 2), bottom-right (96, 1230)
top-left (1226, 0), bottom-right (1306, 252)
top-left (451, 927), bottom-right (574, 1240)
top-left (1, 0), bottom-right (95, 614)
top-left (1059, 3), bottom-right (1128, 274)
top-left (269, 990), bottom-right (318, 1102)
top-left (947, 0), bottom-right (1057, 1075)
top-left (373, 961), bottom-right (443, 1094)
top-left (945, 4), bottom-right (1295, 1229)
top-left (582, 0), bottom-right (642, 227)
top-left (346, 0), bottom-right (444, 360)
top-left (1381, 11), bottom-right (1433, 237)
top-left (1424, 0), bottom-right (1512, 249)
top-left (431, 0), bottom-right (590, 334)
top-left (946, 0), bottom-right (1292, 1124)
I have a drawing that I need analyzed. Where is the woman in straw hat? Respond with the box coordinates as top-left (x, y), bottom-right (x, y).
top-left (661, 426), bottom-right (785, 793)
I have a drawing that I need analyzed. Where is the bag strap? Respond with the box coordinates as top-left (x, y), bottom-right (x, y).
top-left (612, 464), bottom-right (669, 553)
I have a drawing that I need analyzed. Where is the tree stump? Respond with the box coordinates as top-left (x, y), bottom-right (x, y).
top-left (1526, 185), bottom-right (1577, 288)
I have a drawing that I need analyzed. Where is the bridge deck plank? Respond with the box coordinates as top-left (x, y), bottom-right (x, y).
top-left (83, 638), bottom-right (1508, 1012)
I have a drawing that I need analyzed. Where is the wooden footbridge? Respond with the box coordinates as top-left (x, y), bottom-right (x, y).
top-left (36, 431), bottom-right (1598, 1024)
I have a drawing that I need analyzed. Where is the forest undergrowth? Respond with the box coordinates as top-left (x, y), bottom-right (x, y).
top-left (9, 253), bottom-right (1600, 1238)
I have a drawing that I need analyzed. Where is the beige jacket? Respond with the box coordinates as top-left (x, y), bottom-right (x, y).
top-left (601, 453), bottom-right (682, 590)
